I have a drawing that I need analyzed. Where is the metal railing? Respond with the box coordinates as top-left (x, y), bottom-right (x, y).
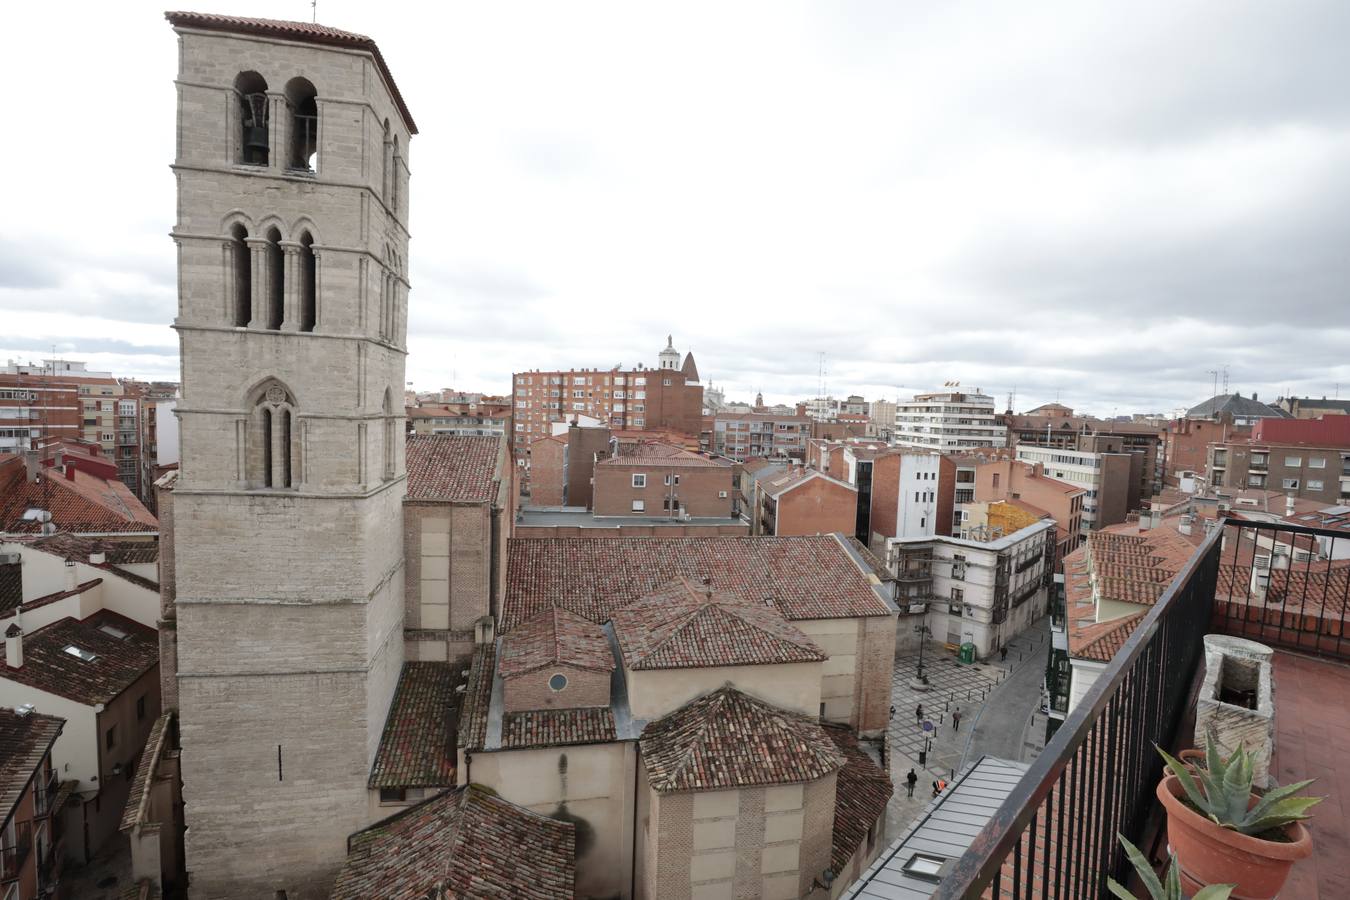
top-left (933, 520), bottom-right (1223, 899)
top-left (0, 820), bottom-right (32, 882)
top-left (933, 516), bottom-right (1349, 897)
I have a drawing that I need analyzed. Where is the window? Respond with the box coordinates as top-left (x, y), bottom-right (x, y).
top-left (249, 380), bottom-right (298, 489)
top-left (136, 694), bottom-right (147, 721)
top-left (949, 588), bottom-right (964, 616)
top-left (234, 71), bottom-right (269, 165)
top-left (98, 624), bottom-right (129, 640)
top-left (1283, 478), bottom-right (1300, 490)
top-left (1310, 458), bottom-right (1327, 469)
top-left (1308, 480), bottom-right (1324, 492)
top-left (634, 377), bottom-right (646, 386)
top-left (298, 231), bottom-right (317, 332)
top-left (992, 473), bottom-right (1000, 489)
top-left (379, 787), bottom-right (406, 804)
top-left (382, 389), bottom-right (396, 481)
top-left (549, 673), bottom-right (568, 691)
top-left (664, 474), bottom-right (680, 486)
top-left (632, 474), bottom-right (646, 488)
top-left (663, 378), bottom-right (672, 386)
top-left (63, 645), bottom-right (98, 662)
top-left (634, 391), bottom-right (646, 400)
top-left (264, 226), bottom-right (284, 329)
top-left (1285, 456), bottom-right (1302, 467)
top-left (952, 554), bottom-right (967, 580)
top-left (227, 223), bottom-right (253, 326)
top-left (285, 77), bottom-right (319, 171)
top-left (105, 725), bottom-right (117, 751)
top-left (632, 499), bottom-right (645, 512)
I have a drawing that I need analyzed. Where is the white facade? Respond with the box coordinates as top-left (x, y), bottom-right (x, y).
top-left (894, 391), bottom-right (1006, 451)
top-left (882, 452), bottom-right (944, 540)
top-left (1014, 445), bottom-right (1103, 533)
top-left (885, 519), bottom-right (1054, 656)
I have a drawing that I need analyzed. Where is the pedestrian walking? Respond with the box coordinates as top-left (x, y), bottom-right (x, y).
top-left (890, 704), bottom-right (896, 720)
top-left (905, 769), bottom-right (917, 798)
top-left (952, 708), bottom-right (962, 732)
top-left (1000, 645), bottom-right (1008, 663)
top-left (915, 703), bottom-right (923, 724)
top-left (931, 780), bottom-right (940, 798)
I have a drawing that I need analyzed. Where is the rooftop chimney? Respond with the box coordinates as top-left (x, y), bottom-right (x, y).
top-left (5, 623), bottom-right (22, 669)
top-left (64, 561), bottom-right (77, 592)
top-left (89, 551), bottom-right (106, 566)
top-left (22, 450), bottom-right (40, 485)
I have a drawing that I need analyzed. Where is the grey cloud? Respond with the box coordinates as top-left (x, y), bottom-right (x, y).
top-left (0, 239), bottom-right (60, 289)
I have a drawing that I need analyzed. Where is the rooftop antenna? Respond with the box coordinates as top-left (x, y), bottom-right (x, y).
top-left (1221, 365), bottom-right (1230, 396)
top-left (1207, 369), bottom-right (1219, 406)
top-left (817, 352), bottom-right (826, 401)
top-left (312, 0), bottom-right (318, 23)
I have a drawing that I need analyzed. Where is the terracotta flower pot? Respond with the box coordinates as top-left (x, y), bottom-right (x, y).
top-left (1157, 774), bottom-right (1312, 900)
top-left (1177, 749), bottom-right (1205, 772)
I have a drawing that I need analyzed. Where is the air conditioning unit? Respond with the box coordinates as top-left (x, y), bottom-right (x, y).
top-left (718, 491), bottom-right (728, 498)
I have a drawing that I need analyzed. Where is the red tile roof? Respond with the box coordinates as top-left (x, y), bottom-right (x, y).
top-left (639, 687), bottom-right (843, 793)
top-left (23, 534), bottom-right (158, 566)
top-left (164, 11), bottom-right (417, 134)
top-left (0, 457), bottom-right (157, 534)
top-left (499, 608), bottom-right (614, 678)
top-left (457, 644), bottom-right (496, 753)
top-left (369, 663), bottom-right (460, 789)
top-left (1, 610), bottom-right (157, 706)
top-left (598, 442), bottom-right (729, 468)
top-left (610, 577), bottom-right (826, 670)
top-left (0, 707), bottom-right (63, 823)
top-left (405, 435), bottom-right (501, 503)
top-left (121, 711), bottom-right (172, 832)
top-left (502, 535), bottom-right (892, 632)
top-left (501, 708), bottom-right (617, 749)
top-left (332, 787), bottom-right (575, 900)
top-left (0, 564), bottom-right (19, 614)
top-left (1074, 612), bottom-right (1147, 662)
top-left (761, 468), bottom-right (856, 499)
top-left (824, 723), bottom-right (893, 872)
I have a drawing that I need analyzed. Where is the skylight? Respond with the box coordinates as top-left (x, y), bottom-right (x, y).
top-left (63, 645), bottom-right (99, 662)
top-left (98, 624), bottom-right (129, 640)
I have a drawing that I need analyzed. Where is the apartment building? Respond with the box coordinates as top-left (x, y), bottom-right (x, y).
top-left (1005, 411), bottom-right (1162, 500)
top-left (1277, 395), bottom-right (1350, 420)
top-left (1013, 444), bottom-right (1138, 533)
top-left (510, 338), bottom-right (703, 467)
top-left (894, 390), bottom-right (1007, 450)
top-left (0, 374), bottom-right (81, 456)
top-left (711, 411), bottom-right (812, 461)
top-left (972, 458), bottom-right (1087, 552)
top-left (0, 707), bottom-right (64, 899)
top-left (865, 449), bottom-right (955, 549)
top-left (885, 517), bottom-right (1056, 656)
top-left (405, 399), bottom-right (510, 437)
top-left (1207, 415), bottom-right (1350, 503)
top-left (593, 442), bottom-right (734, 518)
top-left (753, 468), bottom-right (857, 536)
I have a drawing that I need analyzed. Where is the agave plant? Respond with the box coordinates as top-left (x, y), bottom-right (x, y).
top-left (1106, 834), bottom-right (1233, 900)
top-left (1158, 740), bottom-right (1321, 836)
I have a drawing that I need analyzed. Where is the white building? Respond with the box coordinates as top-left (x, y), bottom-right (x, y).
top-left (894, 390), bottom-right (1006, 451)
top-left (884, 518), bottom-right (1055, 656)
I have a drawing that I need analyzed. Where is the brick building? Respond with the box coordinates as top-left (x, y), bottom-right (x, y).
top-left (1206, 415), bottom-right (1350, 504)
top-left (0, 373), bottom-right (81, 456)
top-left (593, 441), bottom-right (734, 518)
top-left (1013, 444), bottom-right (1139, 533)
top-left (1164, 416), bottom-right (1250, 489)
top-left (711, 411), bottom-right (812, 461)
top-left (405, 398), bottom-right (510, 438)
top-left (510, 337), bottom-right (704, 469)
top-left (754, 468), bottom-right (858, 537)
top-left (1005, 411), bottom-right (1162, 500)
top-left (865, 449), bottom-right (956, 548)
top-left (0, 708), bottom-right (64, 899)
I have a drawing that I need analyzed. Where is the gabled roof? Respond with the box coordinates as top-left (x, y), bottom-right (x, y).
top-left (332, 787), bottom-right (575, 900)
top-left (760, 467), bottom-right (856, 499)
top-left (610, 577), bottom-right (826, 670)
top-left (0, 610), bottom-right (157, 706)
top-left (24, 534), bottom-right (158, 566)
top-left (0, 707), bottom-right (63, 824)
top-left (369, 663), bottom-right (459, 790)
top-left (599, 442), bottom-right (730, 468)
top-left (0, 457), bottom-right (157, 535)
top-left (639, 687), bottom-right (843, 793)
top-left (1186, 393), bottom-right (1290, 421)
top-left (456, 644), bottom-right (496, 753)
top-left (498, 608), bottom-right (614, 678)
top-left (405, 435), bottom-right (502, 503)
top-left (502, 708), bottom-right (617, 750)
top-left (502, 535), bottom-right (893, 632)
top-left (164, 11), bottom-right (417, 134)
top-left (1073, 612), bottom-right (1146, 662)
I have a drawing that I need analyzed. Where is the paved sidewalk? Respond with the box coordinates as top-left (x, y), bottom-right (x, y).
top-left (883, 619), bottom-right (1051, 838)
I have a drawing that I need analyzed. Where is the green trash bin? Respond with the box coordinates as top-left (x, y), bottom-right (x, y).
top-left (958, 642), bottom-right (976, 665)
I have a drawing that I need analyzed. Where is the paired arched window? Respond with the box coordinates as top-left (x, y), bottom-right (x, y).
top-left (298, 231), bottom-right (317, 332)
top-left (378, 248), bottom-right (401, 342)
top-left (229, 223), bottom-right (252, 326)
top-left (382, 120), bottom-right (393, 201)
top-left (285, 77), bottom-right (318, 171)
top-left (391, 135), bottom-right (401, 214)
top-left (264, 227), bottom-right (284, 330)
top-left (248, 381), bottom-right (298, 489)
top-left (235, 71), bottom-right (270, 166)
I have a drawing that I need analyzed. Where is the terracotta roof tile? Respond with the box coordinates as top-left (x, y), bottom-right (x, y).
top-left (639, 687), bottom-right (843, 793)
top-left (0, 564), bottom-right (19, 614)
top-left (23, 534), bottom-right (158, 566)
top-left (503, 535), bottom-right (891, 632)
top-left (332, 787), bottom-right (575, 899)
top-left (457, 644), bottom-right (496, 753)
top-left (164, 11), bottom-right (417, 134)
top-left (121, 711), bottom-right (172, 831)
top-left (501, 708), bottom-right (617, 749)
top-left (611, 577), bottom-right (826, 670)
top-left (824, 723), bottom-right (893, 872)
top-left (405, 435), bottom-right (501, 503)
top-left (369, 663), bottom-right (460, 789)
top-left (499, 608), bottom-right (614, 678)
top-left (1073, 613), bottom-right (1147, 661)
top-left (0, 457), bottom-right (157, 534)
top-left (761, 468), bottom-right (856, 499)
top-left (599, 442), bottom-right (730, 468)
top-left (1, 610), bottom-right (158, 706)
top-left (0, 707), bottom-right (63, 822)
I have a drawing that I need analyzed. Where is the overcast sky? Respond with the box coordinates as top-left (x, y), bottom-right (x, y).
top-left (4, 1), bottom-right (1349, 416)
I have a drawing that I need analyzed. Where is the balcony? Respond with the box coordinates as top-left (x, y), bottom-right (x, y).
top-left (927, 517), bottom-right (1350, 899)
top-left (0, 819), bottom-right (31, 882)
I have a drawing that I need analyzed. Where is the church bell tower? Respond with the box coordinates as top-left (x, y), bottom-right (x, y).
top-left (165, 13), bottom-right (415, 896)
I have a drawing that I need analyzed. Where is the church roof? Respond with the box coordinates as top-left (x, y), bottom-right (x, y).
top-left (164, 12), bottom-right (418, 134)
top-left (1185, 393), bottom-right (1290, 420)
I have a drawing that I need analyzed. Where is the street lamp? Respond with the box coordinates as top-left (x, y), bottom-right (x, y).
top-left (912, 621), bottom-right (933, 689)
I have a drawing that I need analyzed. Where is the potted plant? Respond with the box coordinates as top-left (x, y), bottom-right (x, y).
top-left (1107, 833), bottom-right (1233, 899)
top-left (1156, 741), bottom-right (1320, 899)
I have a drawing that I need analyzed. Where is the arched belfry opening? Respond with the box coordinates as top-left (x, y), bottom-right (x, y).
top-left (234, 71), bottom-right (270, 165)
top-left (229, 223), bottom-right (252, 326)
top-left (247, 380), bottom-right (299, 489)
top-left (382, 388), bottom-right (396, 481)
top-left (298, 231), bottom-right (317, 332)
top-left (285, 77), bottom-right (318, 171)
top-left (264, 227), bottom-right (284, 330)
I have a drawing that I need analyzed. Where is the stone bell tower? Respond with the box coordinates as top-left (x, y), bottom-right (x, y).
top-left (164, 12), bottom-right (416, 897)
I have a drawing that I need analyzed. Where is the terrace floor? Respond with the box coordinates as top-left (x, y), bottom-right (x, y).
top-left (1266, 651), bottom-right (1350, 899)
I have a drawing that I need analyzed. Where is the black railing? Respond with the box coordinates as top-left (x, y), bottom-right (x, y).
top-left (933, 518), bottom-right (1224, 899)
top-left (1212, 518), bottom-right (1350, 662)
top-left (34, 771), bottom-right (58, 817)
top-left (0, 819), bottom-right (32, 882)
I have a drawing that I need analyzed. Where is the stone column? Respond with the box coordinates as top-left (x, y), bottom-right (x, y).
top-left (279, 241), bottom-right (301, 331)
